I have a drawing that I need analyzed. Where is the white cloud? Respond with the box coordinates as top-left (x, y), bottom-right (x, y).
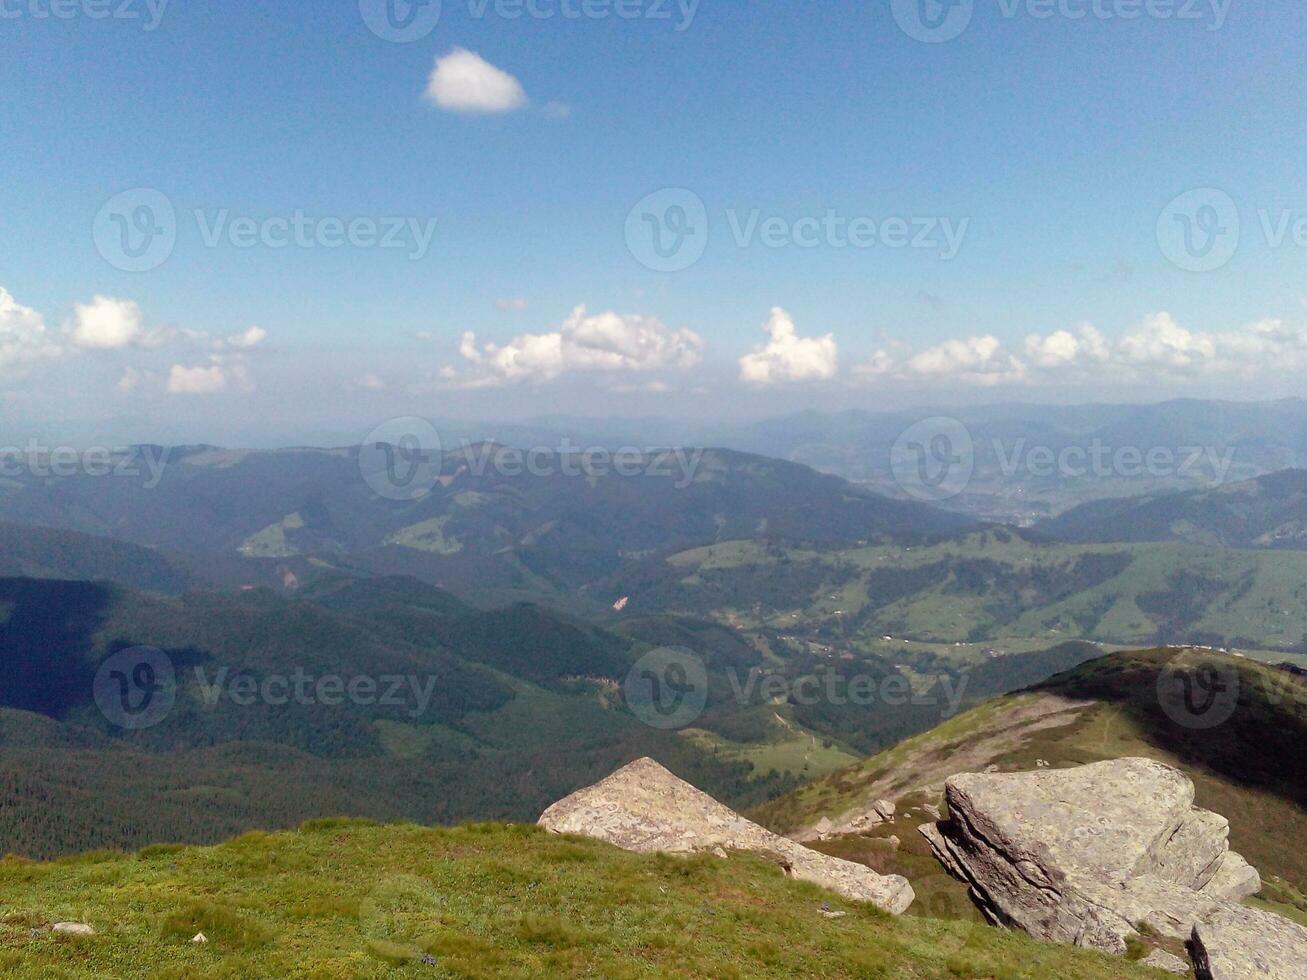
top-left (1116, 312), bottom-right (1217, 371)
top-left (167, 363), bottom-right (227, 395)
top-left (852, 349), bottom-right (897, 379)
top-left (906, 335), bottom-right (1027, 386)
top-left (542, 101), bottom-right (572, 119)
top-left (495, 297), bottom-right (529, 312)
top-left (355, 372), bottom-right (386, 391)
top-left (425, 49), bottom-right (528, 114)
top-left (220, 325), bottom-right (267, 350)
top-left (0, 287), bottom-right (60, 381)
top-left (738, 308), bottom-right (838, 386)
top-left (68, 295), bottom-right (145, 350)
top-left (609, 380), bottom-right (671, 394)
top-left (449, 305), bottom-right (704, 387)
top-left (1018, 312), bottom-right (1307, 380)
top-left (1024, 323), bottom-right (1109, 369)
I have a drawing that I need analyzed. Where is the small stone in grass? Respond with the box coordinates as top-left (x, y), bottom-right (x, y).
top-left (52, 923), bottom-right (95, 937)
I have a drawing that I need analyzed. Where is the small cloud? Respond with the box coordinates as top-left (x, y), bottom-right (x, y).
top-left (219, 325), bottom-right (267, 350)
top-left (355, 373), bottom-right (386, 391)
top-left (609, 380), bottom-right (671, 394)
top-left (68, 295), bottom-right (145, 350)
top-left (425, 49), bottom-right (528, 114)
top-left (495, 297), bottom-right (529, 312)
top-left (1024, 323), bottom-right (1109, 369)
top-left (117, 367), bottom-right (143, 394)
top-left (905, 335), bottom-right (1027, 386)
top-left (738, 308), bottom-right (838, 387)
top-left (167, 363), bottom-right (227, 395)
top-left (542, 101), bottom-right (572, 120)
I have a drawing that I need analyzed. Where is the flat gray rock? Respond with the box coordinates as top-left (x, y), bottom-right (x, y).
top-left (1191, 903), bottom-right (1307, 979)
top-left (51, 923), bottom-right (95, 937)
top-left (1142, 948), bottom-right (1190, 974)
top-left (540, 757), bottom-right (915, 914)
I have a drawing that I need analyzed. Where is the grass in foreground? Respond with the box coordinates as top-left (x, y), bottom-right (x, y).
top-left (0, 819), bottom-right (1163, 979)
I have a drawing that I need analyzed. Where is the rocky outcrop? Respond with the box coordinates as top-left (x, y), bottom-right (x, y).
top-left (539, 757), bottom-right (915, 914)
top-left (920, 758), bottom-right (1295, 976)
top-left (1190, 904), bottom-right (1307, 979)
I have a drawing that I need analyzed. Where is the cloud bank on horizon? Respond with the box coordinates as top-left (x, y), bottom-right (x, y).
top-left (6, 280), bottom-right (1307, 404)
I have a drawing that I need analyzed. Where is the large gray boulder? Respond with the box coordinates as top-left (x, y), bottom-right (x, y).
top-left (920, 758), bottom-right (1289, 974)
top-left (1190, 903), bottom-right (1307, 979)
top-left (539, 757), bottom-right (915, 914)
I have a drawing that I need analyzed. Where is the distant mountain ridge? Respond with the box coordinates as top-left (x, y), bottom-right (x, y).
top-left (1039, 469), bottom-right (1307, 549)
top-left (0, 446), bottom-right (970, 602)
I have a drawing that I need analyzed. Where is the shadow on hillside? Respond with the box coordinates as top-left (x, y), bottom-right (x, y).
top-left (1037, 650), bottom-right (1307, 811)
top-left (0, 577), bottom-right (118, 717)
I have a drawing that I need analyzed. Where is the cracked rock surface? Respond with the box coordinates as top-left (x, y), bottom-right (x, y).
top-left (539, 757), bottom-right (915, 914)
top-left (920, 758), bottom-right (1301, 977)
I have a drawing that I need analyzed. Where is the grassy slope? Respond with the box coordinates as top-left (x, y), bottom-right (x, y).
top-left (0, 820), bottom-right (1158, 979)
top-left (753, 649), bottom-right (1307, 917)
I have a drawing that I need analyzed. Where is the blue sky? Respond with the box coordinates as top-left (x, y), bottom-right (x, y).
top-left (2, 0), bottom-right (1307, 443)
